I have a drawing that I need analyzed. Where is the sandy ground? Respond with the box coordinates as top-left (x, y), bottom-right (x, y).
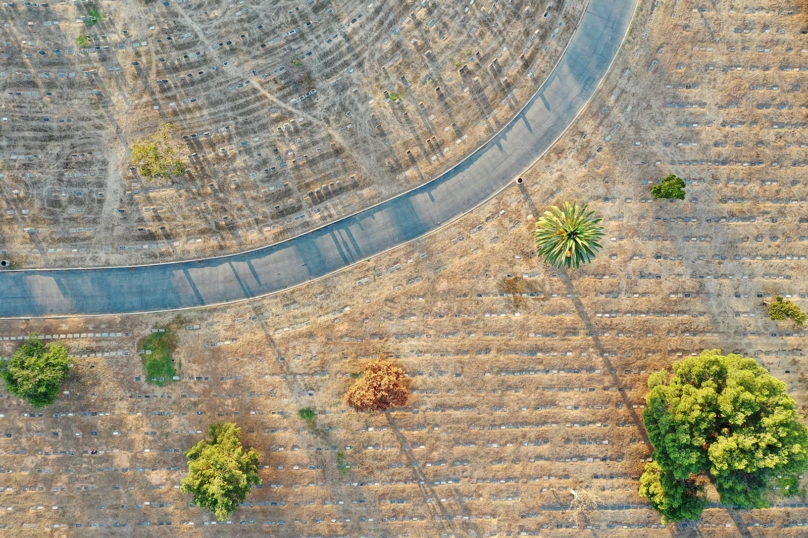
top-left (0, 0), bottom-right (808, 536)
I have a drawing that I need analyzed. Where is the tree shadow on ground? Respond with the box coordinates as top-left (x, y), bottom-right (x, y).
top-left (556, 272), bottom-right (753, 538)
top-left (385, 410), bottom-right (480, 537)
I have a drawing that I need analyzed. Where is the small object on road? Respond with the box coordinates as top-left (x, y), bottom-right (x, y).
top-left (516, 177), bottom-right (524, 185)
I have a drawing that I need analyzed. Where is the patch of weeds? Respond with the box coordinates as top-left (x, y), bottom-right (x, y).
top-left (389, 92), bottom-right (400, 102)
top-left (130, 122), bottom-right (185, 181)
top-left (298, 407), bottom-right (316, 422)
top-left (292, 57), bottom-right (302, 67)
top-left (138, 329), bottom-right (177, 386)
top-left (336, 450), bottom-right (354, 475)
top-left (76, 35), bottom-right (89, 47)
top-left (455, 60), bottom-right (462, 67)
top-left (350, 371), bottom-right (362, 379)
top-left (87, 5), bottom-right (102, 24)
top-left (299, 408), bottom-right (329, 439)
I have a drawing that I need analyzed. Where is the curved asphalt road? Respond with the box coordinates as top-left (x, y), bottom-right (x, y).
top-left (1, 0), bottom-right (636, 317)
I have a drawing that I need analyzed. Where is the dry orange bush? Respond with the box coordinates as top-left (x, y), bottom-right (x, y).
top-left (345, 360), bottom-right (409, 412)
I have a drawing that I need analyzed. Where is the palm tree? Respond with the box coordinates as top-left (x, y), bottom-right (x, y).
top-left (533, 201), bottom-right (604, 269)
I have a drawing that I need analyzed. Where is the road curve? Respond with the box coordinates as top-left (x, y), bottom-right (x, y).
top-left (1, 0), bottom-right (637, 317)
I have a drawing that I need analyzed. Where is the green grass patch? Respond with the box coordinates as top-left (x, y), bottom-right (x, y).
top-left (336, 451), bottom-right (353, 475)
top-left (298, 407), bottom-right (316, 422)
top-left (76, 35), bottom-right (89, 47)
top-left (139, 330), bottom-right (177, 386)
top-left (350, 371), bottom-right (362, 379)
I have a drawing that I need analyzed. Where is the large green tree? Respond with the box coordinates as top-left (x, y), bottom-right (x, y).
top-left (180, 422), bottom-right (261, 521)
top-left (533, 201), bottom-right (604, 269)
top-left (0, 335), bottom-right (72, 408)
top-left (641, 350), bottom-right (808, 522)
top-left (639, 462), bottom-right (707, 523)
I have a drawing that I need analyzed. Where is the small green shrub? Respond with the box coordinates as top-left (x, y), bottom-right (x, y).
top-left (769, 296), bottom-right (807, 326)
top-left (650, 174), bottom-right (686, 200)
top-left (139, 330), bottom-right (177, 386)
top-left (389, 92), bottom-right (400, 102)
top-left (336, 450), bottom-right (353, 475)
top-left (76, 35), bottom-right (89, 47)
top-left (130, 123), bottom-right (185, 181)
top-left (298, 407), bottom-right (316, 422)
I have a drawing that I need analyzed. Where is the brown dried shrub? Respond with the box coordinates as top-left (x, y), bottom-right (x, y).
top-left (345, 360), bottom-right (409, 412)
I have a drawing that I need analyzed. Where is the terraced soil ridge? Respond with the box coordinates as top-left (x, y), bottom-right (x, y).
top-left (0, 0), bottom-right (636, 317)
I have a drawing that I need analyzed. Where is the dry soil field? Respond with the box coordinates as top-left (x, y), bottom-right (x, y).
top-left (0, 0), bottom-right (584, 268)
top-left (2, 0), bottom-right (808, 537)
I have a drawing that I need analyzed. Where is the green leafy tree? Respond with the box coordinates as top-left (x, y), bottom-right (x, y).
top-left (641, 350), bottom-right (808, 522)
top-left (650, 174), bottom-right (686, 200)
top-left (533, 201), bottom-right (604, 269)
top-left (769, 296), bottom-right (807, 326)
top-left (0, 335), bottom-right (72, 408)
top-left (130, 123), bottom-right (185, 181)
top-left (639, 462), bottom-right (707, 523)
top-left (180, 422), bottom-right (262, 521)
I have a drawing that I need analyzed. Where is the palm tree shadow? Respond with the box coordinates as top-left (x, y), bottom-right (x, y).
top-left (556, 267), bottom-right (650, 444)
top-left (556, 270), bottom-right (754, 538)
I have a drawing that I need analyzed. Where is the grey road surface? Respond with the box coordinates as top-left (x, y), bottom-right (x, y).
top-left (0, 0), bottom-right (637, 317)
